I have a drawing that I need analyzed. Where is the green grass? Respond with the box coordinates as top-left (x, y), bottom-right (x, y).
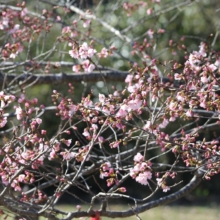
top-left (2, 205), bottom-right (220, 220)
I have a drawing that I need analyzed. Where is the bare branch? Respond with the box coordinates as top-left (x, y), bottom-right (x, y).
top-left (64, 170), bottom-right (203, 219)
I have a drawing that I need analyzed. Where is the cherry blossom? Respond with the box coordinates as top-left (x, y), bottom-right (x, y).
top-left (82, 60), bottom-right (95, 72)
top-left (83, 20), bottom-right (91, 28)
top-left (60, 151), bottom-right (75, 160)
top-left (0, 1), bottom-right (219, 219)
top-left (98, 48), bottom-right (109, 58)
top-left (135, 171), bottom-right (152, 185)
top-left (15, 106), bottom-right (24, 120)
top-left (72, 65), bottom-right (81, 73)
top-left (79, 42), bottom-right (97, 59)
top-left (134, 152), bottom-right (144, 162)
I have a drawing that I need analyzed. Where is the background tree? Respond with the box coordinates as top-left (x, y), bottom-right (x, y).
top-left (0, 0), bottom-right (220, 219)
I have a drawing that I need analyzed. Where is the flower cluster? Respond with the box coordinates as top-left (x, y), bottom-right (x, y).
top-left (130, 153), bottom-right (152, 185)
top-left (14, 94), bottom-right (40, 121)
top-left (0, 154), bottom-right (35, 191)
top-left (156, 177), bottom-right (170, 193)
top-left (2, 42), bottom-right (23, 60)
top-left (100, 162), bottom-right (118, 187)
top-left (69, 42), bottom-right (96, 73)
top-left (0, 2), bottom-right (53, 63)
top-left (1, 2), bottom-right (220, 218)
top-left (65, 24), bottom-right (112, 73)
top-left (95, 93), bottom-right (115, 116)
top-left (52, 90), bottom-right (78, 120)
top-left (0, 92), bottom-right (15, 128)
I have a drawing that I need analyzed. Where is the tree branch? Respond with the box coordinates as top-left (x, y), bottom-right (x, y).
top-left (64, 169), bottom-right (204, 219)
top-left (0, 70), bottom-right (182, 86)
top-left (0, 71), bottom-right (128, 86)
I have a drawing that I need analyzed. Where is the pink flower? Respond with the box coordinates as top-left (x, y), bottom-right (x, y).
top-left (127, 84), bottom-right (138, 93)
top-left (214, 59), bottom-right (220, 68)
top-left (176, 92), bottom-right (185, 102)
top-left (98, 48), bottom-right (109, 58)
top-left (169, 116), bottom-right (176, 122)
top-left (156, 178), bottom-right (163, 186)
top-left (0, 17), bottom-right (9, 30)
top-left (118, 187), bottom-right (126, 193)
top-left (134, 153), bottom-right (144, 162)
top-left (83, 20), bottom-right (91, 28)
top-left (8, 43), bottom-right (23, 59)
top-left (72, 65), bottom-right (81, 73)
top-left (185, 110), bottom-right (193, 117)
top-left (110, 141), bottom-right (120, 148)
top-left (18, 174), bottom-right (25, 182)
top-left (98, 136), bottom-right (104, 143)
top-left (69, 104), bottom-right (77, 117)
top-left (125, 74), bottom-right (133, 83)
top-left (79, 42), bottom-right (96, 59)
top-left (106, 178), bottom-right (115, 187)
top-left (39, 143), bottom-right (49, 152)
top-left (208, 64), bottom-right (217, 72)
top-left (147, 29), bottom-right (154, 39)
top-left (143, 120), bottom-right (151, 130)
top-left (156, 178), bottom-right (170, 192)
top-left (11, 180), bottom-right (21, 191)
top-left (76, 205), bottom-right (81, 210)
top-left (100, 171), bottom-right (109, 179)
top-left (9, 53), bottom-right (16, 59)
top-left (69, 49), bottom-right (79, 59)
top-left (82, 60), bottom-right (95, 72)
top-left (49, 150), bottom-right (56, 160)
top-left (201, 76), bottom-right (208, 83)
top-left (36, 118), bottom-right (42, 124)
top-left (116, 108), bottom-right (127, 118)
top-left (21, 8), bottom-right (28, 17)
top-left (130, 164), bottom-right (141, 178)
top-left (2, 175), bottom-right (9, 185)
top-left (159, 118), bottom-right (169, 129)
top-left (200, 101), bottom-right (206, 109)
top-left (82, 129), bottom-right (91, 138)
top-left (15, 106), bottom-right (23, 120)
top-left (100, 162), bottom-right (112, 179)
top-left (0, 92), bottom-right (15, 108)
top-left (9, 24), bottom-right (20, 34)
top-left (52, 140), bottom-right (60, 151)
top-left (60, 151), bottom-right (75, 160)
top-left (198, 42), bottom-right (207, 57)
top-left (99, 93), bottom-right (105, 104)
top-left (83, 97), bottom-right (93, 107)
top-left (91, 124), bottom-right (98, 130)
top-left (127, 99), bottom-right (142, 111)
top-left (117, 99), bottom-right (142, 117)
top-left (18, 94), bottom-right (25, 103)
top-left (102, 105), bottom-right (114, 115)
top-left (102, 162), bottom-right (111, 171)
top-left (147, 8), bottom-right (153, 15)
top-left (174, 73), bottom-right (182, 80)
top-left (158, 29), bottom-right (165, 34)
top-left (62, 139), bottom-right (72, 147)
top-left (140, 162), bottom-right (151, 170)
top-left (135, 171), bottom-right (152, 185)
top-left (188, 52), bottom-right (203, 72)
top-left (0, 116), bottom-right (7, 128)
top-left (162, 185), bottom-right (170, 192)
top-left (169, 101), bottom-right (177, 111)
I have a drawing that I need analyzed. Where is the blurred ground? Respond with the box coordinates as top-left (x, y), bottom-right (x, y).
top-left (3, 205), bottom-right (220, 219)
top-left (50, 205), bottom-right (220, 220)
